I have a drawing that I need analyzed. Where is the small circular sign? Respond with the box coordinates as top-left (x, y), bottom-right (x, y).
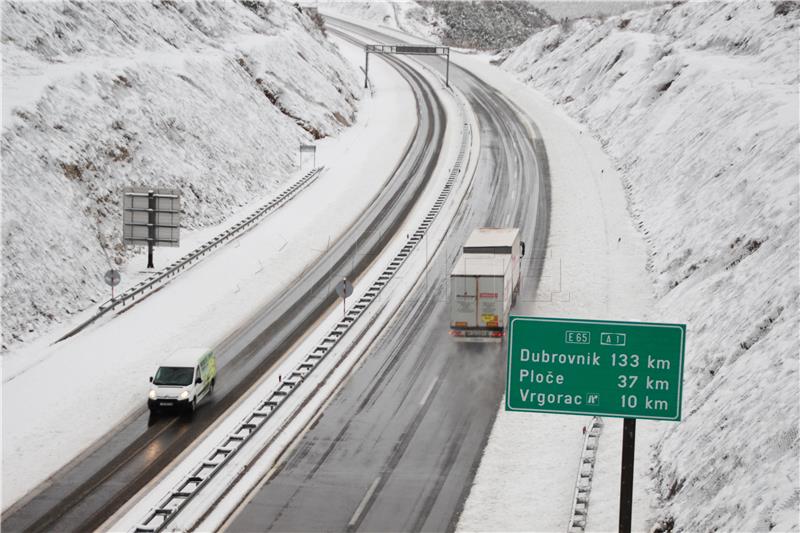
top-left (104, 269), bottom-right (122, 287)
top-left (335, 278), bottom-right (353, 298)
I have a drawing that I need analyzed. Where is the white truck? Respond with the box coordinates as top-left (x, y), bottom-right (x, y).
top-left (449, 228), bottom-right (524, 338)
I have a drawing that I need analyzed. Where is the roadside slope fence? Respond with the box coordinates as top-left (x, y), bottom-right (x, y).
top-left (567, 416), bottom-right (604, 533)
top-left (57, 167), bottom-right (325, 344)
top-left (132, 107), bottom-right (473, 533)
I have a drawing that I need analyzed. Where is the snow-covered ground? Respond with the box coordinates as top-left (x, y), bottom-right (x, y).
top-left (3, 2), bottom-right (798, 530)
top-left (500, 2), bottom-right (799, 530)
top-left (1, 1), bottom-right (359, 348)
top-left (1, 25), bottom-right (418, 510)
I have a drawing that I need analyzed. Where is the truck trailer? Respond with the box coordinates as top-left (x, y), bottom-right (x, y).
top-left (449, 228), bottom-right (524, 338)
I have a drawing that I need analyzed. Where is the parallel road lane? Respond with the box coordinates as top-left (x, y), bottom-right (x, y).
top-left (1, 36), bottom-right (447, 533)
top-left (226, 18), bottom-right (551, 533)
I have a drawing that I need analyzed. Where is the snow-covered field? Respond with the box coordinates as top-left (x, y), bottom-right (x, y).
top-left (0, 11), bottom-right (420, 510)
top-left (495, 2), bottom-right (799, 530)
top-left (1, 1), bottom-right (359, 348)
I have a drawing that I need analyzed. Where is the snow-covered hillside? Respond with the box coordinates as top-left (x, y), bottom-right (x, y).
top-left (501, 1), bottom-right (799, 530)
top-left (1, 1), bottom-right (359, 348)
top-left (320, 0), bottom-right (444, 41)
top-left (321, 1), bottom-right (554, 50)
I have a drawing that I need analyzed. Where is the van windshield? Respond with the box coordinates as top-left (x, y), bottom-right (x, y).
top-left (153, 366), bottom-right (194, 386)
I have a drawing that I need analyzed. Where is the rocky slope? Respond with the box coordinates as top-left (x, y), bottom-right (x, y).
top-left (1, 0), bottom-right (360, 348)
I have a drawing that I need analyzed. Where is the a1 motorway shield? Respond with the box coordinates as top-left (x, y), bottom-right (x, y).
top-left (506, 316), bottom-right (685, 421)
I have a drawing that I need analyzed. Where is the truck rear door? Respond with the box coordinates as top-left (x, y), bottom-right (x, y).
top-left (477, 276), bottom-right (504, 329)
top-left (451, 275), bottom-right (477, 328)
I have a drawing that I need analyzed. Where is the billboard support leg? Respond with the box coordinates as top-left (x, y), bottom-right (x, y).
top-left (147, 190), bottom-right (155, 269)
top-left (364, 50), bottom-right (369, 89)
top-left (446, 48), bottom-right (450, 88)
top-left (619, 418), bottom-right (636, 533)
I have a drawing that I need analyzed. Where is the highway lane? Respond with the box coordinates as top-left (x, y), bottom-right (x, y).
top-left (226, 19), bottom-right (550, 533)
top-left (1, 43), bottom-right (447, 533)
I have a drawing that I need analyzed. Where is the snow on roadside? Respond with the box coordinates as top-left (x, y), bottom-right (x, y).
top-left (1, 1), bottom-right (359, 348)
top-left (1, 29), bottom-right (417, 510)
top-left (500, 1), bottom-right (799, 530)
top-left (451, 52), bottom-right (655, 532)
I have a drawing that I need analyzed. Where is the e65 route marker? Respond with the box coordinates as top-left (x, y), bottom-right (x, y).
top-left (505, 316), bottom-right (686, 533)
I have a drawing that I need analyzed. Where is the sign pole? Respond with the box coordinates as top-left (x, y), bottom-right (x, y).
top-left (619, 417), bottom-right (636, 533)
top-left (446, 48), bottom-right (450, 87)
top-left (336, 277), bottom-right (353, 318)
top-left (147, 190), bottom-right (155, 269)
top-left (364, 49), bottom-right (369, 89)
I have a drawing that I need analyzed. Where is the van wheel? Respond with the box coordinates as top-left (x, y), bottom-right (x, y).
top-left (210, 378), bottom-right (215, 394)
top-left (191, 399), bottom-right (197, 413)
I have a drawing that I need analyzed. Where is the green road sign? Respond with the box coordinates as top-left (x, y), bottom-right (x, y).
top-left (506, 317), bottom-right (685, 421)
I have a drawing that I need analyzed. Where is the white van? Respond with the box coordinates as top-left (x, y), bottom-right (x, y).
top-left (148, 348), bottom-right (216, 414)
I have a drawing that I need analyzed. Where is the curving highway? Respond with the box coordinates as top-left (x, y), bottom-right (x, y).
top-left (224, 18), bottom-right (551, 533)
top-left (1, 36), bottom-right (447, 533)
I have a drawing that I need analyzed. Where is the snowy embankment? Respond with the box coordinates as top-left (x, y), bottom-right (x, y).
top-left (499, 2), bottom-right (799, 530)
top-left (1, 1), bottom-right (359, 348)
top-left (1, 19), bottom-right (419, 510)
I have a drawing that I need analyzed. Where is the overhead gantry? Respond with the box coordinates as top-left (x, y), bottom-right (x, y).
top-left (364, 44), bottom-right (451, 88)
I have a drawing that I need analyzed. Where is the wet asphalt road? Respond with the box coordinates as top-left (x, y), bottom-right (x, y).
top-left (226, 19), bottom-right (550, 533)
top-left (1, 36), bottom-right (446, 533)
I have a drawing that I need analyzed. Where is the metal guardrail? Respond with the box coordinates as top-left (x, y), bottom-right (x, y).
top-left (567, 416), bottom-right (604, 532)
top-left (132, 116), bottom-right (472, 533)
top-left (56, 167), bottom-right (325, 344)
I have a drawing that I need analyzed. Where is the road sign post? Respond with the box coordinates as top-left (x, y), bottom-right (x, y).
top-left (506, 316), bottom-right (685, 531)
top-left (104, 269), bottom-right (121, 299)
top-left (335, 277), bottom-right (354, 318)
top-left (619, 417), bottom-right (636, 533)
